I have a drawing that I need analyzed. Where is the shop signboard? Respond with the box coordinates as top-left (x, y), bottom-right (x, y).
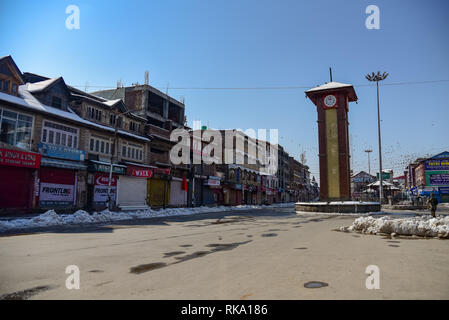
top-left (439, 187), bottom-right (449, 195)
top-left (38, 143), bottom-right (85, 161)
top-left (127, 166), bottom-right (153, 178)
top-left (94, 174), bottom-right (117, 203)
top-left (0, 148), bottom-right (41, 168)
top-left (425, 159), bottom-right (449, 171)
top-left (91, 162), bottom-right (126, 175)
top-left (427, 172), bottom-right (449, 186)
top-left (204, 178), bottom-right (220, 186)
top-left (39, 182), bottom-right (74, 207)
top-left (376, 172), bottom-right (391, 181)
top-left (234, 184), bottom-right (242, 190)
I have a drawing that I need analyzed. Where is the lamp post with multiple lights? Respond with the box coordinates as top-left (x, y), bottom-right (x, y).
top-left (365, 71), bottom-right (388, 203)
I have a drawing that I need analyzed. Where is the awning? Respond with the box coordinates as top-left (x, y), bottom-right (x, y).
top-left (41, 157), bottom-right (87, 170)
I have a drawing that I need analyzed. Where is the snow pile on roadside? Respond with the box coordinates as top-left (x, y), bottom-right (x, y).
top-left (339, 215), bottom-right (449, 238)
top-left (0, 203), bottom-right (295, 232)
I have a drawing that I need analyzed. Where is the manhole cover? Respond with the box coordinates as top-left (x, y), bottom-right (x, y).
top-left (304, 281), bottom-right (328, 288)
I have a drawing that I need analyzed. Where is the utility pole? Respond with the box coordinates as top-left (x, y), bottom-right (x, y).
top-left (365, 71), bottom-right (388, 203)
top-left (106, 108), bottom-right (133, 210)
top-left (365, 149), bottom-right (373, 176)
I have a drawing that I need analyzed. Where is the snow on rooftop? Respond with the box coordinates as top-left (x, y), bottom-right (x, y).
top-left (0, 87), bottom-right (150, 142)
top-left (102, 98), bottom-right (122, 106)
top-left (306, 81), bottom-right (353, 92)
top-left (26, 77), bottom-right (61, 93)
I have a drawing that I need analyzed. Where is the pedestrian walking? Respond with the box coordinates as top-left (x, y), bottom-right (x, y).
top-left (427, 193), bottom-right (438, 217)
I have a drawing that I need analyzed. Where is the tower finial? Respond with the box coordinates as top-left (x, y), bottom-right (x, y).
top-left (329, 67), bottom-right (333, 82)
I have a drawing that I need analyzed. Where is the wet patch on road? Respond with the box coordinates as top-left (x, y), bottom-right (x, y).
top-left (387, 240), bottom-right (400, 243)
top-left (89, 269), bottom-right (104, 273)
top-left (179, 244), bottom-right (192, 247)
top-left (295, 247), bottom-right (308, 250)
top-left (163, 251), bottom-right (186, 258)
top-left (304, 281), bottom-right (328, 289)
top-left (0, 285), bottom-right (55, 300)
top-left (388, 244), bottom-right (400, 247)
top-left (247, 235), bottom-right (253, 238)
top-left (130, 262), bottom-right (167, 274)
top-left (261, 233), bottom-right (278, 237)
top-left (352, 235), bottom-right (361, 238)
top-left (94, 281), bottom-right (113, 287)
top-left (173, 241), bottom-right (252, 263)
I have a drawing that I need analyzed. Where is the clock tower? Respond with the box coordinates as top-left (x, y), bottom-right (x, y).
top-left (305, 82), bottom-right (358, 201)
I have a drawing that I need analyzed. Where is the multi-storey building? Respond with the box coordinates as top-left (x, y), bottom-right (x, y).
top-left (93, 83), bottom-right (189, 208)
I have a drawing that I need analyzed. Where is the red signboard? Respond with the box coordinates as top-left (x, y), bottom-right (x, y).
top-left (126, 165), bottom-right (154, 178)
top-left (131, 168), bottom-right (153, 178)
top-left (0, 148), bottom-right (41, 168)
top-left (95, 174), bottom-right (117, 186)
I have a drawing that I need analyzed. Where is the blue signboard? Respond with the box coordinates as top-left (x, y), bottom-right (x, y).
top-left (38, 143), bottom-right (85, 161)
top-left (425, 159), bottom-right (449, 171)
top-left (439, 187), bottom-right (449, 195)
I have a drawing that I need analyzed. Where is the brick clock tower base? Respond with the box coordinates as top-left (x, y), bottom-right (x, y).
top-left (305, 82), bottom-right (358, 201)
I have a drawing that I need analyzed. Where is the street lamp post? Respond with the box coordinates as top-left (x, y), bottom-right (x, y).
top-left (364, 149), bottom-right (372, 176)
top-left (365, 71), bottom-right (388, 203)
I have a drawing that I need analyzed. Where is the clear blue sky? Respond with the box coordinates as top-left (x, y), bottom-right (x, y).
top-left (1, 0), bottom-right (448, 182)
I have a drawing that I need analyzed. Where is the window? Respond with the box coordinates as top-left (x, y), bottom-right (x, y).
top-left (42, 121), bottom-right (78, 149)
top-left (2, 80), bottom-right (9, 92)
top-left (0, 108), bottom-right (33, 150)
top-left (11, 83), bottom-right (17, 94)
top-left (122, 143), bottom-right (143, 161)
top-left (51, 96), bottom-right (62, 109)
top-left (109, 114), bottom-right (116, 126)
top-left (129, 122), bottom-right (140, 132)
top-left (88, 106), bottom-right (102, 121)
top-left (90, 136), bottom-right (112, 155)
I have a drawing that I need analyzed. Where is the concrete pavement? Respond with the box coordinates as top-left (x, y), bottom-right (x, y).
top-left (0, 207), bottom-right (448, 299)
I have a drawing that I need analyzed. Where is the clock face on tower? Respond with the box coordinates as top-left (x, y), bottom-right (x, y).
top-left (323, 94), bottom-right (337, 108)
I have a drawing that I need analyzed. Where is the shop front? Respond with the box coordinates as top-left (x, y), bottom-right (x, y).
top-left (37, 143), bottom-right (87, 210)
top-left (204, 176), bottom-right (222, 205)
top-left (87, 160), bottom-right (127, 210)
top-left (117, 163), bottom-right (153, 209)
top-left (147, 167), bottom-right (171, 207)
top-left (169, 176), bottom-right (188, 207)
top-left (0, 147), bottom-right (41, 213)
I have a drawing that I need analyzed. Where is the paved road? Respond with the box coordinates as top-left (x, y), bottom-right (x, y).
top-left (0, 207), bottom-right (448, 299)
